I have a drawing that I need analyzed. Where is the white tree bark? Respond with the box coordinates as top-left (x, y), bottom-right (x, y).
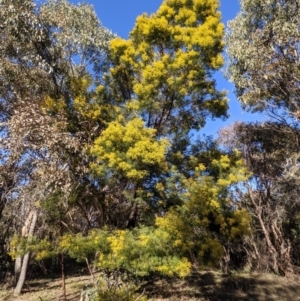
top-left (14, 210), bottom-right (37, 295)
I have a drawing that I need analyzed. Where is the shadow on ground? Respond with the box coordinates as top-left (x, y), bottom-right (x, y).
top-left (141, 271), bottom-right (300, 301)
top-left (2, 271), bottom-right (300, 301)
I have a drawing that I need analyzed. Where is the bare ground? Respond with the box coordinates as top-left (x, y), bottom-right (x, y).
top-left (145, 271), bottom-right (300, 301)
top-left (1, 270), bottom-right (300, 301)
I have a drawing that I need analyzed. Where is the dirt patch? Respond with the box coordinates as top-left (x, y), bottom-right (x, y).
top-left (1, 271), bottom-right (300, 301)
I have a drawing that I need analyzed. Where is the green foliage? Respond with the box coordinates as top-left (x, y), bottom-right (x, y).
top-left (59, 230), bottom-right (110, 262)
top-left (40, 0), bottom-right (114, 75)
top-left (225, 0), bottom-right (300, 120)
top-left (9, 235), bottom-right (54, 261)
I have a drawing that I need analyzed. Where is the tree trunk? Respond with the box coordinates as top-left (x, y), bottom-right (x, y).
top-left (14, 256), bottom-right (22, 286)
top-left (220, 246), bottom-right (231, 275)
top-left (248, 189), bottom-right (280, 273)
top-left (127, 202), bottom-right (138, 228)
top-left (14, 210), bottom-right (37, 295)
top-left (61, 252), bottom-right (67, 301)
top-left (85, 257), bottom-right (95, 283)
top-left (248, 188), bottom-right (294, 277)
top-left (271, 223), bottom-right (294, 277)
top-left (14, 210), bottom-right (34, 285)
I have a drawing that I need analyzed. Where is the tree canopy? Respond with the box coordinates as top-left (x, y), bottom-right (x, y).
top-left (225, 0), bottom-right (300, 122)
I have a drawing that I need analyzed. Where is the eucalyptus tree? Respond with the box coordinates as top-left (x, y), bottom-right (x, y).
top-left (226, 0), bottom-right (300, 123)
top-left (0, 0), bottom-right (114, 292)
top-left (225, 0), bottom-right (300, 277)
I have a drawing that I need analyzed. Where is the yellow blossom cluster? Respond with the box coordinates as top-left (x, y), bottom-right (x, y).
top-left (90, 117), bottom-right (169, 181)
top-left (107, 0), bottom-right (226, 122)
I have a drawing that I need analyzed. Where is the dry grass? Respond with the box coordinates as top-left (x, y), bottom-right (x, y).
top-left (1, 270), bottom-right (300, 301)
top-left (145, 271), bottom-right (300, 301)
top-left (0, 274), bottom-right (94, 301)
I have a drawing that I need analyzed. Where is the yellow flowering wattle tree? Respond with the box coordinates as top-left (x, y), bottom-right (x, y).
top-left (83, 0), bottom-right (251, 275)
top-left (88, 0), bottom-right (229, 228)
top-left (104, 0), bottom-right (227, 136)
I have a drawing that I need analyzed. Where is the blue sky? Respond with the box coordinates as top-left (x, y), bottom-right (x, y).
top-left (73, 0), bottom-right (264, 136)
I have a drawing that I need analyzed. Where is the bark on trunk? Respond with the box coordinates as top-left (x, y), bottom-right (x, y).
top-left (220, 246), bottom-right (231, 275)
top-left (271, 223), bottom-right (294, 277)
top-left (85, 258), bottom-right (95, 283)
top-left (127, 202), bottom-right (138, 228)
top-left (14, 256), bottom-right (22, 286)
top-left (14, 210), bottom-right (37, 295)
